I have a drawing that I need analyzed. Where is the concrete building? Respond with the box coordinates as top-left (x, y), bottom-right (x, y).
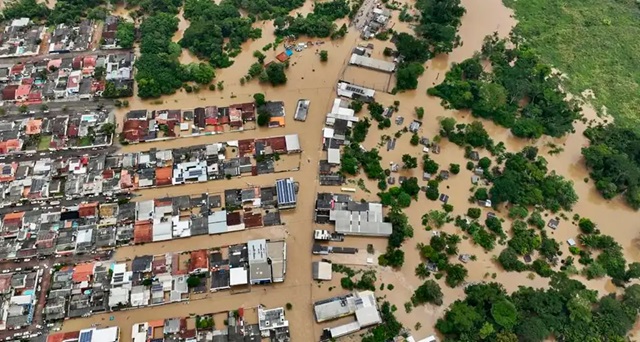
top-left (330, 202), bottom-right (392, 237)
top-left (349, 54), bottom-right (396, 73)
top-left (337, 82), bottom-right (375, 102)
top-left (312, 261), bottom-right (332, 281)
top-left (316, 291), bottom-right (382, 341)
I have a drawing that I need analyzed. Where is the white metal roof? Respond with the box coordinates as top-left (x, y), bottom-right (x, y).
top-left (285, 134), bottom-right (300, 151)
top-left (229, 267), bottom-right (248, 286)
top-left (349, 54), bottom-right (396, 72)
top-left (327, 148), bottom-right (341, 165)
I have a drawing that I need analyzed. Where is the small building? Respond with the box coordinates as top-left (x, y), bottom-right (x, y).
top-left (312, 261), bottom-right (332, 281)
top-left (337, 82), bottom-right (375, 102)
top-left (548, 218), bottom-right (559, 230)
top-left (294, 99), bottom-right (310, 121)
top-left (349, 54), bottom-right (396, 73)
top-left (275, 178), bottom-right (297, 209)
top-left (327, 148), bottom-right (341, 165)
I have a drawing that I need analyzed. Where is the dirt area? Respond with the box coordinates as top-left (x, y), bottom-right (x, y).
top-left (57, 0), bottom-right (640, 340)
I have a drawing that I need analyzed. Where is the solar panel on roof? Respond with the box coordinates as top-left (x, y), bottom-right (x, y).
top-left (79, 330), bottom-right (93, 342)
top-left (187, 169), bottom-right (203, 177)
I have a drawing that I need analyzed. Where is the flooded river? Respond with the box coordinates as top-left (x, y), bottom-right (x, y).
top-left (58, 0), bottom-right (640, 340)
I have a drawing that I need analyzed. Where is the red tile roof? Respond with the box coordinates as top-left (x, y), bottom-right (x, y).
top-left (72, 262), bottom-right (95, 283)
top-left (189, 250), bottom-right (209, 272)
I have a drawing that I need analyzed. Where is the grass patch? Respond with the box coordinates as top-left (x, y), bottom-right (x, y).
top-left (37, 135), bottom-right (51, 151)
top-left (505, 0), bottom-right (640, 127)
top-left (79, 136), bottom-right (93, 147)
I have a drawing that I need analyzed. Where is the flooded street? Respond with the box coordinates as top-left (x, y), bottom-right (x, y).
top-left (57, 0), bottom-right (640, 340)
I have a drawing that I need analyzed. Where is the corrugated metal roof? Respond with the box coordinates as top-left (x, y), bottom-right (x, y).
top-left (276, 178), bottom-right (296, 207)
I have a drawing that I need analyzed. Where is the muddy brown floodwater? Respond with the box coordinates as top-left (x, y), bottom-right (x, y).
top-left (58, 0), bottom-right (640, 340)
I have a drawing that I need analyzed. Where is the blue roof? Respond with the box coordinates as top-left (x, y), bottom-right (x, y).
top-left (79, 330), bottom-right (93, 342)
top-left (276, 178), bottom-right (296, 206)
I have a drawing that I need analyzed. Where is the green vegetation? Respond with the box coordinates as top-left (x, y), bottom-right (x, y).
top-left (351, 119), bottom-right (371, 143)
top-left (417, 232), bottom-right (467, 287)
top-left (390, 0), bottom-right (465, 89)
top-left (504, 0), bottom-right (640, 128)
top-left (428, 35), bottom-right (581, 139)
top-left (186, 275), bottom-right (201, 288)
top-left (341, 144), bottom-right (384, 180)
top-left (378, 178), bottom-right (421, 208)
top-left (361, 302), bottom-right (402, 342)
top-left (437, 278), bottom-right (640, 341)
top-left (2, 0), bottom-right (49, 21)
top-left (395, 62), bottom-right (425, 91)
top-left (490, 148), bottom-right (578, 212)
top-left (264, 63), bottom-right (287, 86)
top-left (402, 154), bottom-right (418, 169)
top-left (127, 0), bottom-right (183, 14)
top-left (582, 124), bottom-right (640, 209)
top-left (181, 0), bottom-right (261, 68)
top-left (455, 217), bottom-right (497, 251)
top-left (49, 0), bottom-right (107, 24)
top-left (319, 50), bottom-right (328, 62)
top-left (116, 22), bottom-right (136, 49)
top-left (136, 13), bottom-right (183, 98)
top-left (273, 0), bottom-right (349, 38)
top-left (232, 0), bottom-right (304, 18)
top-left (412, 279), bottom-right (443, 306)
top-left (196, 315), bottom-right (214, 329)
top-left (439, 118), bottom-right (493, 149)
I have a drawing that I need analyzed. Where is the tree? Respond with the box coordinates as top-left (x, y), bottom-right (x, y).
top-left (578, 218), bottom-right (596, 234)
top-left (248, 62), bottom-right (264, 78)
top-left (498, 247), bottom-right (527, 271)
top-left (187, 276), bottom-right (201, 288)
top-left (319, 50), bottom-right (328, 62)
top-left (349, 100), bottom-right (363, 113)
top-left (253, 50), bottom-right (266, 64)
top-left (396, 62), bottom-right (425, 90)
top-left (467, 208), bottom-right (481, 219)
top-left (257, 110), bottom-right (271, 127)
top-left (474, 188), bottom-right (489, 201)
top-left (265, 63), bottom-right (287, 85)
top-left (186, 63), bottom-right (216, 84)
top-left (491, 299), bottom-right (518, 329)
top-left (449, 163), bottom-right (460, 174)
top-left (415, 107), bottom-right (425, 119)
top-left (415, 0), bottom-right (466, 54)
top-left (478, 156), bottom-right (492, 169)
top-left (378, 248), bottom-right (405, 268)
top-left (402, 154), bottom-right (418, 169)
top-left (397, 192), bottom-right (412, 208)
top-left (412, 280), bottom-right (443, 305)
top-left (423, 156), bottom-right (439, 173)
top-left (100, 123), bottom-right (116, 136)
top-left (410, 133), bottom-right (420, 146)
top-left (351, 119), bottom-right (371, 143)
top-left (445, 264), bottom-right (467, 287)
top-left (2, 0), bottom-right (50, 21)
top-left (253, 93), bottom-right (266, 106)
top-left (116, 22), bottom-right (136, 49)
top-left (426, 186), bottom-right (439, 201)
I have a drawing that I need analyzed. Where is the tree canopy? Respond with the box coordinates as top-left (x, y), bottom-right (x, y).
top-left (489, 149), bottom-right (578, 212)
top-left (273, 0), bottom-right (349, 38)
top-left (582, 124), bottom-right (640, 209)
top-left (116, 22), bottom-right (136, 49)
top-left (437, 279), bottom-right (640, 342)
top-left (2, 0), bottom-right (49, 21)
top-left (428, 34), bottom-right (581, 139)
top-left (180, 0), bottom-right (261, 68)
top-left (136, 13), bottom-right (185, 98)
